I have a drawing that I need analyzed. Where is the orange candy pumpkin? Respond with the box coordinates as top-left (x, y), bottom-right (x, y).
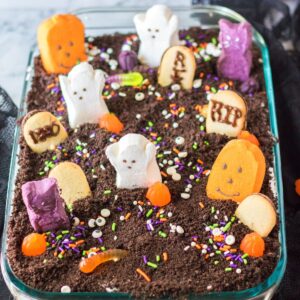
top-left (206, 139), bottom-right (266, 202)
top-left (295, 179), bottom-right (300, 196)
top-left (37, 14), bottom-right (87, 74)
top-left (240, 232), bottom-right (265, 257)
top-left (99, 113), bottom-right (124, 134)
top-left (238, 130), bottom-right (260, 146)
top-left (22, 233), bottom-right (47, 257)
top-left (146, 182), bottom-right (171, 207)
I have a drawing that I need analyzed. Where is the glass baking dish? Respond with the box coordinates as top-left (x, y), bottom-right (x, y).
top-left (1, 5), bottom-right (286, 300)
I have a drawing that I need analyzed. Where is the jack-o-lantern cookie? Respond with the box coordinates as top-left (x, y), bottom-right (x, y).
top-left (49, 162), bottom-right (91, 206)
top-left (22, 111), bottom-right (68, 154)
top-left (158, 46), bottom-right (196, 90)
top-left (235, 193), bottom-right (276, 237)
top-left (37, 14), bottom-right (87, 74)
top-left (206, 90), bottom-right (247, 137)
top-left (206, 139), bottom-right (266, 202)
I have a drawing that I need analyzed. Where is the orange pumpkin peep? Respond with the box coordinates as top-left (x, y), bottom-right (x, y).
top-left (99, 113), bottom-right (124, 134)
top-left (206, 139), bottom-right (266, 202)
top-left (38, 14), bottom-right (87, 74)
top-left (22, 233), bottom-right (47, 257)
top-left (146, 182), bottom-right (171, 207)
top-left (240, 232), bottom-right (265, 257)
top-left (238, 130), bottom-right (260, 146)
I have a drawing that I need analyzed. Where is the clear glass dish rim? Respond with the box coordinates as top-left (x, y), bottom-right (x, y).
top-left (1, 4), bottom-right (287, 299)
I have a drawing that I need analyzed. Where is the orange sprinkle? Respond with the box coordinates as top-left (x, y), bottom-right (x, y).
top-left (76, 240), bottom-right (85, 245)
top-left (160, 171), bottom-right (168, 178)
top-left (200, 72), bottom-right (204, 78)
top-left (226, 256), bottom-right (231, 261)
top-left (195, 244), bottom-right (202, 250)
top-left (125, 213), bottom-right (131, 221)
top-left (230, 249), bottom-right (237, 253)
top-left (203, 170), bottom-right (210, 175)
top-left (150, 132), bottom-right (158, 137)
top-left (160, 218), bottom-right (168, 222)
top-left (163, 252), bottom-right (168, 262)
top-left (136, 268), bottom-right (151, 282)
top-left (69, 244), bottom-right (76, 248)
top-left (205, 254), bottom-right (210, 259)
top-left (228, 80), bottom-right (234, 86)
top-left (54, 251), bottom-right (58, 257)
top-left (46, 83), bottom-right (55, 89)
top-left (197, 159), bottom-right (204, 165)
top-left (164, 123), bottom-right (169, 128)
top-left (199, 202), bottom-right (204, 209)
top-left (170, 103), bottom-right (176, 108)
top-left (138, 201), bottom-right (144, 206)
top-left (204, 85), bottom-right (210, 91)
top-left (173, 147), bottom-right (180, 154)
top-left (80, 221), bottom-right (85, 225)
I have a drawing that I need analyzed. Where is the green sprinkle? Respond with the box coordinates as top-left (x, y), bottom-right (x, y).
top-left (148, 121), bottom-right (154, 127)
top-left (211, 87), bottom-right (217, 93)
top-left (104, 190), bottom-right (112, 195)
top-left (200, 125), bottom-right (205, 131)
top-left (242, 253), bottom-right (249, 259)
top-left (158, 231), bottom-right (167, 238)
top-left (56, 235), bottom-right (62, 240)
top-left (71, 236), bottom-right (76, 241)
top-left (157, 154), bottom-right (163, 158)
top-left (157, 136), bottom-right (162, 142)
top-left (211, 37), bottom-right (217, 45)
top-left (196, 178), bottom-right (200, 183)
top-left (243, 259), bottom-right (248, 265)
top-left (192, 142), bottom-right (198, 150)
top-left (62, 230), bottom-right (69, 234)
top-left (211, 206), bottom-right (215, 214)
top-left (52, 155), bottom-right (57, 160)
top-left (82, 251), bottom-right (86, 256)
top-left (58, 253), bottom-right (64, 259)
top-left (147, 261), bottom-right (158, 269)
top-left (209, 238), bottom-right (213, 244)
top-left (112, 222), bottom-right (117, 232)
top-left (204, 56), bottom-right (211, 62)
top-left (46, 242), bottom-right (50, 247)
top-left (204, 141), bottom-right (210, 146)
top-left (215, 250), bottom-right (221, 255)
top-left (101, 246), bottom-right (106, 251)
top-left (156, 255), bottom-right (160, 262)
top-left (225, 267), bottom-right (232, 272)
top-left (222, 222), bottom-right (232, 232)
top-left (39, 171), bottom-right (45, 176)
top-left (231, 216), bottom-right (236, 222)
top-left (146, 209), bottom-right (153, 218)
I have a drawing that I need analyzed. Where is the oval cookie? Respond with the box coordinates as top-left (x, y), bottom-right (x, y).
top-left (23, 111), bottom-right (68, 154)
top-left (49, 162), bottom-right (91, 205)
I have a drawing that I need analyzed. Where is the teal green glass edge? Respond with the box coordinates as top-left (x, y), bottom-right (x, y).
top-left (1, 5), bottom-right (286, 300)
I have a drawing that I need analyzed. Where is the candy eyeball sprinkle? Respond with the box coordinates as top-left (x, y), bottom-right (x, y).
top-left (135, 92), bottom-right (145, 102)
top-left (88, 251), bottom-right (97, 258)
top-left (88, 219), bottom-right (96, 228)
top-left (61, 285), bottom-right (71, 293)
top-left (96, 216), bottom-right (106, 227)
top-left (92, 229), bottom-right (103, 238)
top-left (212, 228), bottom-right (222, 236)
top-left (225, 235), bottom-right (235, 245)
top-left (101, 208), bottom-right (111, 218)
top-left (175, 136), bottom-right (185, 145)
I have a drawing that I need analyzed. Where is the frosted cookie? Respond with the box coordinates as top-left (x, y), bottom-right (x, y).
top-left (22, 110), bottom-right (68, 154)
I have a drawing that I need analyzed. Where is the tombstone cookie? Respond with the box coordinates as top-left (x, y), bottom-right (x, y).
top-left (158, 46), bottom-right (196, 90)
top-left (206, 139), bottom-right (266, 202)
top-left (59, 62), bottom-right (109, 128)
top-left (134, 4), bottom-right (180, 67)
top-left (206, 90), bottom-right (247, 137)
top-left (235, 193), bottom-right (276, 237)
top-left (49, 162), bottom-right (91, 205)
top-left (22, 111), bottom-right (68, 154)
top-left (217, 19), bottom-right (252, 82)
top-left (22, 178), bottom-right (70, 232)
top-left (106, 133), bottom-right (162, 189)
top-left (38, 14), bottom-right (87, 74)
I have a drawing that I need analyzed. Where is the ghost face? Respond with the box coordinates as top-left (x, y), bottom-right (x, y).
top-left (142, 19), bottom-right (169, 42)
top-left (69, 73), bottom-right (95, 102)
top-left (117, 145), bottom-right (147, 173)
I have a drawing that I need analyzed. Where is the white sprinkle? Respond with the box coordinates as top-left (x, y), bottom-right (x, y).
top-left (155, 92), bottom-right (161, 97)
top-left (181, 193), bottom-right (190, 199)
top-left (224, 215), bottom-right (228, 222)
top-left (109, 59), bottom-right (118, 66)
top-left (107, 48), bottom-right (113, 54)
top-left (207, 285), bottom-right (212, 291)
top-left (111, 82), bottom-right (120, 90)
top-left (187, 184), bottom-right (193, 189)
top-left (225, 235), bottom-right (235, 245)
top-left (189, 175), bottom-right (195, 180)
top-left (167, 167), bottom-right (176, 175)
top-left (73, 217), bottom-right (80, 226)
top-left (100, 52), bottom-right (109, 60)
top-left (236, 268), bottom-right (242, 274)
top-left (165, 113), bottom-right (172, 119)
top-left (167, 212), bottom-right (173, 218)
top-left (175, 136), bottom-right (185, 145)
top-left (100, 164), bottom-right (106, 170)
top-left (114, 235), bottom-right (118, 241)
top-left (167, 160), bottom-right (174, 166)
top-left (193, 79), bottom-right (202, 89)
top-left (202, 244), bottom-right (208, 249)
top-left (135, 92), bottom-right (145, 101)
top-left (191, 242), bottom-right (196, 247)
top-left (199, 116), bottom-right (205, 122)
top-left (201, 249), bottom-right (207, 254)
top-left (185, 188), bottom-right (191, 193)
top-left (173, 122), bottom-right (179, 128)
top-left (61, 285), bottom-right (71, 293)
top-left (120, 216), bottom-right (125, 221)
top-left (184, 246), bottom-right (190, 251)
top-left (92, 229), bottom-right (103, 238)
top-left (119, 92), bottom-right (126, 97)
top-left (205, 226), bottom-right (210, 232)
top-left (136, 114), bottom-right (141, 119)
top-left (121, 44), bottom-right (131, 51)
top-left (161, 109), bottom-right (168, 116)
top-left (101, 208), bottom-right (111, 218)
top-left (171, 84), bottom-right (181, 91)
top-left (178, 151), bottom-right (188, 158)
top-left (138, 205), bottom-right (143, 212)
top-left (88, 219), bottom-right (96, 228)
top-left (169, 92), bottom-right (175, 99)
top-left (176, 225), bottom-right (184, 234)
top-left (172, 173), bottom-right (181, 181)
top-left (133, 200), bottom-right (138, 205)
top-left (212, 228), bottom-right (221, 236)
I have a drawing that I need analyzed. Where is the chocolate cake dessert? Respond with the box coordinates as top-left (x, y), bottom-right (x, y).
top-left (6, 5), bottom-right (280, 299)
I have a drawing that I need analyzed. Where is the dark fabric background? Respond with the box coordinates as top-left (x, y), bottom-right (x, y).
top-left (1, 1), bottom-right (300, 299)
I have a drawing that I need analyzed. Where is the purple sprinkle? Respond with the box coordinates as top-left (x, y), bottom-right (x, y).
top-left (98, 237), bottom-right (103, 244)
top-left (76, 226), bottom-right (86, 231)
top-left (117, 207), bottom-right (123, 212)
top-left (51, 232), bottom-right (56, 238)
top-left (143, 256), bottom-right (148, 264)
top-left (72, 248), bottom-right (80, 254)
top-left (58, 247), bottom-right (64, 252)
top-left (235, 254), bottom-right (241, 261)
top-left (74, 233), bottom-right (82, 237)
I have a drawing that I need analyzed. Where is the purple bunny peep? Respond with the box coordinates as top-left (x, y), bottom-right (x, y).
top-left (22, 177), bottom-right (70, 232)
top-left (217, 19), bottom-right (252, 82)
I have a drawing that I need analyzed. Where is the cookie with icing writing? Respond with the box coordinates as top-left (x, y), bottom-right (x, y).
top-left (235, 193), bottom-right (276, 237)
top-left (22, 111), bottom-right (68, 154)
top-left (158, 46), bottom-right (196, 90)
top-left (49, 162), bottom-right (91, 206)
top-left (206, 139), bottom-right (266, 202)
top-left (206, 90), bottom-right (247, 137)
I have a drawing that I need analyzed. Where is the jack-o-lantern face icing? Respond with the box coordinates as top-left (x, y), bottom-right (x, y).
top-left (37, 14), bottom-right (87, 74)
top-left (206, 139), bottom-right (266, 202)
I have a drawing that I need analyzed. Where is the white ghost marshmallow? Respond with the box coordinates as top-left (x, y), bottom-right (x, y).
top-left (59, 62), bottom-right (109, 128)
top-left (106, 133), bottom-right (162, 189)
top-left (134, 4), bottom-right (180, 68)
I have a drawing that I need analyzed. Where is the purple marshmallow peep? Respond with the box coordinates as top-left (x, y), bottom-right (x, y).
top-left (217, 19), bottom-right (252, 82)
top-left (118, 50), bottom-right (138, 72)
top-left (22, 178), bottom-right (70, 232)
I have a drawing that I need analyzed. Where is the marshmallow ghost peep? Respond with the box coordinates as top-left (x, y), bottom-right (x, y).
top-left (59, 62), bottom-right (109, 128)
top-left (106, 134), bottom-right (162, 189)
top-left (134, 5), bottom-right (180, 68)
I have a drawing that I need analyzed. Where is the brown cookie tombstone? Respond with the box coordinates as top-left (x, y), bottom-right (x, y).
top-left (23, 111), bottom-right (68, 153)
top-left (206, 90), bottom-right (247, 137)
top-left (158, 46), bottom-right (196, 90)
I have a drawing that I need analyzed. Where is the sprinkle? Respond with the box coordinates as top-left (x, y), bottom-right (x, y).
top-left (61, 285), bottom-right (71, 293)
top-left (163, 252), bottom-right (168, 262)
top-left (236, 268), bottom-right (242, 274)
top-left (104, 190), bottom-right (112, 195)
top-left (225, 267), bottom-right (232, 272)
top-left (211, 206), bottom-right (215, 214)
top-left (146, 209), bottom-right (153, 218)
top-left (207, 285), bottom-right (212, 291)
top-left (181, 193), bottom-right (190, 199)
top-left (147, 261), bottom-right (158, 269)
top-left (176, 225), bottom-right (185, 234)
top-left (199, 202), bottom-right (205, 209)
top-left (101, 208), bottom-right (111, 218)
top-left (158, 231), bottom-right (167, 238)
top-left (136, 268), bottom-right (151, 282)
top-left (112, 223), bottom-right (117, 231)
top-left (125, 213), bottom-right (131, 220)
top-left (156, 255), bottom-right (160, 262)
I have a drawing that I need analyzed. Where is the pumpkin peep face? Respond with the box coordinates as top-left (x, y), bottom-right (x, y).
top-left (206, 139), bottom-right (265, 202)
top-left (38, 14), bottom-right (87, 74)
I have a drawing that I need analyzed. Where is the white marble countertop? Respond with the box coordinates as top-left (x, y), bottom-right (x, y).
top-left (0, 0), bottom-right (190, 106)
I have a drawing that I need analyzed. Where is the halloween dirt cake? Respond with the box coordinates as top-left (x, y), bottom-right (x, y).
top-left (7, 4), bottom-right (280, 298)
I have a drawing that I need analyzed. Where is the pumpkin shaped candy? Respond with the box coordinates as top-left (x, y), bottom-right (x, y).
top-left (206, 139), bottom-right (266, 202)
top-left (38, 14), bottom-right (87, 74)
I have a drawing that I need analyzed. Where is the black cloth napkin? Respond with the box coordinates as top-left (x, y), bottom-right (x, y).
top-left (1, 1), bottom-right (300, 299)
